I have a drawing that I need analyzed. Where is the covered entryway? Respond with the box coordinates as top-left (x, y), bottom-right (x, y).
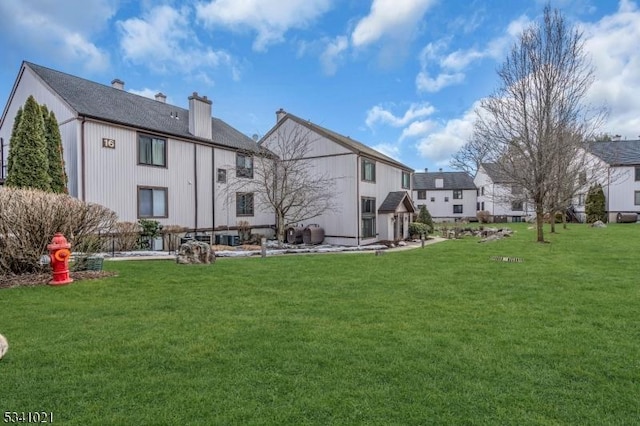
top-left (378, 191), bottom-right (416, 241)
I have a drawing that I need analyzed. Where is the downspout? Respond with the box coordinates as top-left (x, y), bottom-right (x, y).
top-left (356, 154), bottom-right (360, 246)
top-left (607, 167), bottom-right (611, 220)
top-left (194, 143), bottom-right (198, 232)
top-left (492, 183), bottom-right (495, 216)
top-left (80, 117), bottom-right (86, 201)
top-left (211, 146), bottom-right (215, 232)
top-left (0, 137), bottom-right (4, 181)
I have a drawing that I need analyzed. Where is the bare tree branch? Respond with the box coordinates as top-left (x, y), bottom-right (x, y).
top-left (223, 124), bottom-right (341, 245)
top-left (460, 5), bottom-right (606, 242)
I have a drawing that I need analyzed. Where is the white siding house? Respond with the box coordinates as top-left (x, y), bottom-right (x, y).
top-left (0, 61), bottom-right (273, 240)
top-left (260, 110), bottom-right (415, 246)
top-left (413, 170), bottom-right (477, 222)
top-left (583, 140), bottom-right (640, 223)
top-left (474, 163), bottom-right (532, 222)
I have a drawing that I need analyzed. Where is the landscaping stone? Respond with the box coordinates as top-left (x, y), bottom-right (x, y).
top-left (176, 240), bottom-right (215, 264)
top-left (0, 333), bottom-right (8, 360)
top-left (591, 220), bottom-right (607, 228)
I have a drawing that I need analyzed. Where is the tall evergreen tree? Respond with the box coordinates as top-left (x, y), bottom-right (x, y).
top-left (43, 108), bottom-right (68, 193)
top-left (6, 106), bottom-right (22, 178)
top-left (5, 95), bottom-right (51, 191)
top-left (585, 184), bottom-right (606, 223)
top-left (416, 205), bottom-right (434, 233)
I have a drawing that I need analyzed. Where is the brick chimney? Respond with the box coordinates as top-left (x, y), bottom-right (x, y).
top-left (188, 92), bottom-right (212, 140)
top-left (111, 78), bottom-right (124, 90)
top-left (276, 108), bottom-right (286, 122)
top-left (155, 92), bottom-right (167, 103)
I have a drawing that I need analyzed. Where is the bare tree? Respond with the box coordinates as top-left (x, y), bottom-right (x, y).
top-left (226, 124), bottom-right (339, 245)
top-left (545, 129), bottom-right (588, 231)
top-left (463, 5), bottom-right (604, 242)
top-left (450, 132), bottom-right (493, 176)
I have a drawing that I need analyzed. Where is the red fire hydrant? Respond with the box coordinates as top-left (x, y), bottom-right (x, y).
top-left (47, 233), bottom-right (73, 286)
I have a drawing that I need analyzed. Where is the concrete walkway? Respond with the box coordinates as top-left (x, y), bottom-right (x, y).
top-left (105, 237), bottom-right (448, 261)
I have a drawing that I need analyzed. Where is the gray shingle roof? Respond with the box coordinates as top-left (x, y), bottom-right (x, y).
top-left (587, 140), bottom-right (640, 165)
top-left (413, 171), bottom-right (476, 190)
top-left (378, 191), bottom-right (416, 213)
top-left (26, 62), bottom-right (260, 152)
top-left (263, 112), bottom-right (413, 171)
top-left (479, 163), bottom-right (513, 184)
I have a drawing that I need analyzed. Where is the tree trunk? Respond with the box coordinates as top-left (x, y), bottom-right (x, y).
top-left (276, 211), bottom-right (285, 247)
top-left (550, 211), bottom-right (556, 233)
top-left (536, 205), bottom-right (545, 243)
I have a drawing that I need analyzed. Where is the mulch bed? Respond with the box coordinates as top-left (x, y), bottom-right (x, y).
top-left (0, 270), bottom-right (117, 290)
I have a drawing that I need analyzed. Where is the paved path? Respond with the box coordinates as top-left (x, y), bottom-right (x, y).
top-left (106, 237), bottom-right (448, 261)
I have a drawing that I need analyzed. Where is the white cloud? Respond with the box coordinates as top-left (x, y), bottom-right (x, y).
top-left (582, 0), bottom-right (640, 138)
top-left (372, 143), bottom-right (402, 161)
top-left (128, 88), bottom-right (162, 100)
top-left (366, 103), bottom-right (436, 128)
top-left (416, 103), bottom-right (479, 166)
top-left (0, 0), bottom-right (113, 71)
top-left (196, 0), bottom-right (332, 51)
top-left (447, 10), bottom-right (486, 35)
top-left (415, 15), bottom-right (530, 93)
top-left (118, 5), bottom-right (236, 76)
top-left (413, 0), bottom-right (640, 167)
top-left (400, 120), bottom-right (437, 140)
top-left (351, 0), bottom-right (436, 47)
top-left (415, 70), bottom-right (465, 92)
top-left (320, 36), bottom-right (349, 75)
top-left (440, 49), bottom-right (484, 71)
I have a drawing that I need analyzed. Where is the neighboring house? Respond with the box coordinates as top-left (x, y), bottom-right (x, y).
top-left (412, 169), bottom-right (476, 221)
top-left (260, 110), bottom-right (415, 246)
top-left (584, 140), bottom-right (640, 222)
top-left (474, 163), bottom-right (531, 222)
top-left (0, 61), bottom-right (273, 237)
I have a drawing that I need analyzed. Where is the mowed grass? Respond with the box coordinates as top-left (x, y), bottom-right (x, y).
top-left (0, 224), bottom-right (638, 425)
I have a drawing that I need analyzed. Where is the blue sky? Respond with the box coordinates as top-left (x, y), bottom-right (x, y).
top-left (1, 0), bottom-right (638, 172)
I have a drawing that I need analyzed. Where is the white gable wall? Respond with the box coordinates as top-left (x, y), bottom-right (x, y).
top-left (474, 166), bottom-right (531, 221)
top-left (603, 166), bottom-right (640, 221)
top-left (302, 154), bottom-right (358, 245)
top-left (361, 159), bottom-right (412, 243)
top-left (414, 188), bottom-right (477, 221)
top-left (261, 121), bottom-right (359, 245)
top-left (261, 118), bottom-right (413, 246)
top-left (0, 65), bottom-right (78, 195)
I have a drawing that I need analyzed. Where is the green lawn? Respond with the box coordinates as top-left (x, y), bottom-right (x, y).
top-left (0, 224), bottom-right (638, 425)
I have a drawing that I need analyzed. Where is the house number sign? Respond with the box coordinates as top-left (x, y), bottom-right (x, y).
top-left (102, 138), bottom-right (116, 149)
